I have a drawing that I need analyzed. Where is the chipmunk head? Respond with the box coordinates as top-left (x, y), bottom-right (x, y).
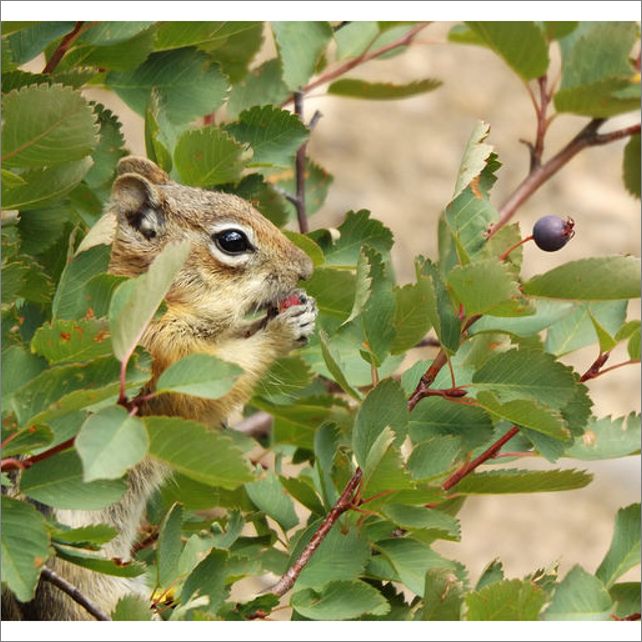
top-left (109, 156), bottom-right (313, 328)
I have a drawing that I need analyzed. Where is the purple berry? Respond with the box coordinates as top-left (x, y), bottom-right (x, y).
top-left (532, 215), bottom-right (575, 252)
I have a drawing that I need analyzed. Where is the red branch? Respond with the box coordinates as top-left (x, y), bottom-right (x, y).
top-left (42, 22), bottom-right (86, 74)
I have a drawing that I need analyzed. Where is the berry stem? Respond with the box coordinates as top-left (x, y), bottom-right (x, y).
top-left (498, 234), bottom-right (534, 261)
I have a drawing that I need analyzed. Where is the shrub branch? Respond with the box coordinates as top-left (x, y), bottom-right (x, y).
top-left (42, 22), bottom-right (88, 74)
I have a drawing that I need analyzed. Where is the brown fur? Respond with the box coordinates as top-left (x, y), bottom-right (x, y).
top-left (3, 157), bottom-right (315, 620)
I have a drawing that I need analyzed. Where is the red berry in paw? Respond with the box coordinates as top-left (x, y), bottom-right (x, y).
top-left (278, 294), bottom-right (304, 312)
top-left (532, 215), bottom-right (575, 252)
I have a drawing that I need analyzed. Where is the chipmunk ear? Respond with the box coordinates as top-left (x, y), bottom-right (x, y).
top-left (111, 173), bottom-right (165, 240)
top-left (116, 156), bottom-right (170, 185)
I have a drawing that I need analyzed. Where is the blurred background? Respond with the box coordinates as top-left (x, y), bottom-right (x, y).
top-left (76, 21), bottom-right (640, 585)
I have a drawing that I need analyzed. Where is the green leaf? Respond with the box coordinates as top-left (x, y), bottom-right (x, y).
top-left (475, 559), bottom-right (505, 590)
top-left (596, 503), bottom-right (641, 588)
top-left (472, 348), bottom-right (580, 409)
top-left (555, 22), bottom-right (639, 117)
top-left (323, 210), bottom-right (394, 268)
top-left (2, 158), bottom-right (94, 210)
top-left (107, 48), bottom-right (229, 125)
top-left (21, 449), bottom-right (127, 509)
top-left (155, 354), bottom-right (242, 400)
top-left (407, 436), bottom-right (462, 481)
top-left (109, 240), bottom-right (191, 362)
top-left (610, 582), bottom-right (641, 619)
top-left (144, 91), bottom-right (173, 172)
top-left (245, 473), bottom-right (298, 532)
top-left (145, 416), bottom-right (253, 489)
top-left (174, 127), bottom-right (248, 187)
top-left (2, 84), bottom-right (98, 168)
top-left (31, 318), bottom-right (112, 365)
top-left (17, 206), bottom-right (70, 257)
top-left (84, 104), bottom-right (126, 188)
top-left (545, 565), bottom-right (613, 620)
top-left (1, 168), bottom-right (26, 187)
top-left (50, 524), bottom-right (118, 548)
top-left (75, 406), bottom-right (149, 482)
top-left (409, 397), bottom-right (494, 451)
top-left (6, 22), bottom-right (76, 64)
top-left (566, 413), bottom-right (640, 460)
top-left (275, 158), bottom-right (334, 218)
top-left (54, 544), bottom-right (145, 578)
top-left (254, 354), bottom-right (313, 404)
top-left (207, 22), bottom-right (264, 84)
top-left (546, 301), bottom-right (628, 356)
top-left (452, 121), bottom-right (494, 201)
top-left (1, 424), bottom-right (53, 458)
top-left (318, 330), bottom-right (362, 400)
top-left (422, 568), bottom-right (464, 620)
top-left (543, 22), bottom-right (579, 40)
top-left (376, 538), bottom-right (459, 597)
top-left (327, 78), bottom-right (442, 100)
top-left (465, 578), bottom-right (546, 620)
top-left (112, 594), bottom-right (152, 621)
top-left (157, 502), bottom-right (184, 588)
top-left (180, 549), bottom-right (228, 614)
top-left (282, 230), bottom-right (325, 267)
top-left (1, 345), bottom-right (46, 407)
top-left (153, 22), bottom-right (256, 52)
top-left (0, 496), bottom-right (50, 602)
top-left (227, 59), bottom-right (290, 120)
top-left (225, 105), bottom-right (308, 167)
top-left (464, 22), bottom-right (549, 80)
top-left (382, 505), bottom-right (460, 540)
top-left (352, 379), bottom-right (408, 468)
top-left (292, 580), bottom-right (389, 620)
top-left (390, 276), bottom-right (434, 354)
top-left (447, 259), bottom-right (520, 316)
top-left (623, 134), bottom-right (641, 199)
top-left (454, 468), bottom-right (592, 495)
top-left (279, 476), bottom-right (325, 516)
top-left (271, 22), bottom-right (332, 90)
top-left (523, 256), bottom-right (641, 300)
top-left (293, 522), bottom-right (370, 591)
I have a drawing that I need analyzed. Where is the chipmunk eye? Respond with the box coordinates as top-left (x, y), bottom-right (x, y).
top-left (213, 229), bottom-right (252, 255)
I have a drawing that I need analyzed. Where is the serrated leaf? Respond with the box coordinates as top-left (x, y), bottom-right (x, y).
top-left (610, 583), bottom-right (641, 619)
top-left (596, 503), bottom-right (641, 588)
top-left (555, 22), bottom-right (639, 118)
top-left (245, 473), bottom-right (298, 532)
top-left (323, 210), bottom-right (394, 268)
top-left (465, 578), bottom-right (546, 620)
top-left (107, 48), bottom-right (229, 124)
top-left (544, 565), bottom-right (613, 620)
top-left (327, 78), bottom-right (441, 99)
top-left (219, 173), bottom-right (288, 227)
top-left (112, 594), bottom-right (152, 621)
top-left (157, 502), bottom-right (184, 588)
top-left (343, 248), bottom-right (372, 327)
top-left (50, 523), bottom-right (118, 548)
top-left (174, 126), bottom-right (247, 187)
top-left (1, 345), bottom-right (46, 407)
top-left (475, 559), bottom-right (505, 590)
top-left (566, 413), bottom-right (640, 460)
top-left (376, 538), bottom-right (459, 597)
top-left (272, 22), bottom-right (332, 90)
top-left (109, 240), bottom-right (191, 363)
top-left (155, 354), bottom-right (243, 400)
top-left (523, 256), bottom-right (641, 300)
top-left (0, 424), bottom-right (53, 458)
top-left (17, 206), bottom-right (70, 257)
top-left (75, 406), bottom-right (149, 481)
top-left (422, 568), bottom-right (464, 620)
top-left (207, 22), bottom-right (264, 83)
top-left (255, 354), bottom-right (314, 404)
top-left (153, 22), bottom-right (256, 52)
top-left (292, 580), bottom-right (389, 620)
top-left (407, 436), bottom-right (462, 481)
top-left (5, 22), bottom-right (75, 64)
top-left (145, 416), bottom-right (253, 489)
top-left (318, 330), bottom-right (362, 400)
top-left (84, 104), bottom-right (126, 188)
top-left (447, 259), bottom-right (520, 316)
top-left (382, 505), bottom-right (460, 540)
top-left (1, 496), bottom-right (50, 602)
top-left (453, 121), bottom-right (494, 201)
top-left (2, 84), bottom-right (98, 168)
top-left (31, 318), bottom-right (112, 364)
top-left (279, 476), bottom-right (325, 516)
top-left (623, 133), bottom-right (640, 199)
top-left (352, 379), bottom-right (408, 468)
top-left (227, 59), bottom-right (290, 120)
top-left (464, 22), bottom-right (549, 80)
top-left (180, 549), bottom-right (228, 614)
top-left (409, 397), bottom-right (494, 451)
top-left (390, 275), bottom-right (434, 354)
top-left (54, 543), bottom-right (145, 577)
top-left (2, 158), bottom-right (94, 210)
top-left (21, 449), bottom-right (127, 509)
top-left (453, 468), bottom-right (592, 495)
top-left (225, 105), bottom-right (308, 167)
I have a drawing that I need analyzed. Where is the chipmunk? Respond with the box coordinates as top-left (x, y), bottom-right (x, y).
top-left (3, 156), bottom-right (317, 620)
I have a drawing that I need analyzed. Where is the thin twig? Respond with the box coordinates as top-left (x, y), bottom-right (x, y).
top-left (41, 566), bottom-right (111, 621)
top-left (281, 22), bottom-right (430, 107)
top-left (42, 22), bottom-right (87, 74)
top-left (489, 119), bottom-right (641, 238)
top-left (270, 468), bottom-right (363, 596)
top-left (293, 91), bottom-right (309, 234)
top-left (583, 359), bottom-right (640, 381)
